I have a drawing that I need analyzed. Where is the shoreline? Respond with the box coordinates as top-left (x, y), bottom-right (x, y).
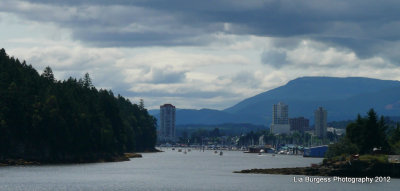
top-left (0, 155), bottom-right (130, 166)
top-left (234, 159), bottom-right (400, 178)
top-left (0, 148), bottom-right (164, 166)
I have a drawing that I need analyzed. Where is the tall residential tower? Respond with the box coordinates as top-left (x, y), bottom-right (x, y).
top-left (160, 103), bottom-right (176, 141)
top-left (314, 107), bottom-right (327, 138)
top-left (270, 102), bottom-right (291, 134)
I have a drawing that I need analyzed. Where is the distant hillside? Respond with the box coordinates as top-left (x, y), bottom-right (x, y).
top-left (152, 77), bottom-right (400, 126)
top-left (224, 77), bottom-right (400, 124)
top-left (150, 108), bottom-right (265, 126)
top-left (175, 123), bottom-right (267, 137)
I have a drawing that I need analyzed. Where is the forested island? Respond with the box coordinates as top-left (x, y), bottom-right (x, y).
top-left (0, 48), bottom-right (157, 165)
top-left (235, 109), bottom-right (400, 177)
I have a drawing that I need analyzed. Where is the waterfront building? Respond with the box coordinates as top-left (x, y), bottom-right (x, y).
top-left (303, 145), bottom-right (328, 157)
top-left (270, 102), bottom-right (291, 134)
top-left (314, 107), bottom-right (327, 138)
top-left (289, 117), bottom-right (309, 132)
top-left (160, 103), bottom-right (176, 141)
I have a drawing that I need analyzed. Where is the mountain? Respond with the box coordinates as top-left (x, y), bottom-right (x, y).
top-left (224, 77), bottom-right (400, 124)
top-left (150, 77), bottom-right (400, 126)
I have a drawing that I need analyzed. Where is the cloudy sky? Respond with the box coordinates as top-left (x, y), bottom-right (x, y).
top-left (1, 0), bottom-right (400, 109)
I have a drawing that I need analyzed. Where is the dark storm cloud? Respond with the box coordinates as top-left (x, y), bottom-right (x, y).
top-left (121, 87), bottom-right (237, 99)
top-left (73, 31), bottom-right (214, 47)
top-left (261, 50), bottom-right (288, 68)
top-left (2, 0), bottom-right (400, 60)
top-left (146, 68), bottom-right (187, 84)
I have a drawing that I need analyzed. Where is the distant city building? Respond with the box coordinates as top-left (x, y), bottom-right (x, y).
top-left (289, 117), bottom-right (309, 132)
top-left (160, 103), bottom-right (176, 141)
top-left (327, 127), bottom-right (345, 136)
top-left (270, 102), bottom-right (291, 134)
top-left (314, 107), bottom-right (327, 138)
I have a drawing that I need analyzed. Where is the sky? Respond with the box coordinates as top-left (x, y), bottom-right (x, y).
top-left (1, 0), bottom-right (400, 110)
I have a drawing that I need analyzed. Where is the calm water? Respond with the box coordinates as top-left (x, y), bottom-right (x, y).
top-left (0, 149), bottom-right (398, 191)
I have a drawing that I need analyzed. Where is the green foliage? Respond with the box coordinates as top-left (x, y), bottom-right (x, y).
top-left (346, 109), bottom-right (389, 154)
top-left (390, 141), bottom-right (400, 154)
top-left (82, 73), bottom-right (93, 88)
top-left (326, 138), bottom-right (359, 158)
top-left (327, 120), bottom-right (354, 129)
top-left (327, 109), bottom-right (393, 158)
top-left (389, 124), bottom-right (400, 154)
top-left (41, 66), bottom-right (55, 82)
top-left (0, 48), bottom-right (156, 162)
top-left (359, 154), bottom-right (388, 164)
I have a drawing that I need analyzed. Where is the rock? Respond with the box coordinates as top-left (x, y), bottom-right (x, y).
top-left (124, 153), bottom-right (143, 158)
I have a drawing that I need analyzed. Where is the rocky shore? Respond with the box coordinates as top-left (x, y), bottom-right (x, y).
top-left (235, 159), bottom-right (400, 178)
top-left (0, 154), bottom-right (130, 166)
top-left (0, 159), bottom-right (41, 166)
top-left (124, 153), bottom-right (143, 158)
top-left (0, 150), bottom-right (156, 166)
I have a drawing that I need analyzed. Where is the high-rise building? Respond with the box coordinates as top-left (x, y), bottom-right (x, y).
top-left (160, 103), bottom-right (176, 140)
top-left (270, 102), bottom-right (291, 134)
top-left (289, 117), bottom-right (309, 132)
top-left (314, 107), bottom-right (327, 138)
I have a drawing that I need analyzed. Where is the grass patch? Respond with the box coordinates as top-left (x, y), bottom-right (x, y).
top-left (359, 155), bottom-right (388, 164)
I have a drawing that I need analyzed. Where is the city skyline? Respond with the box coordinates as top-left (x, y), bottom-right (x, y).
top-left (1, 0), bottom-right (400, 109)
top-left (1, 1), bottom-right (399, 189)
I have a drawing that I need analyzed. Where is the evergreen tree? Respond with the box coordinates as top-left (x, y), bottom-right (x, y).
top-left (41, 66), bottom-right (55, 82)
top-left (0, 48), bottom-right (157, 163)
top-left (328, 109), bottom-right (391, 157)
top-left (83, 73), bottom-right (93, 88)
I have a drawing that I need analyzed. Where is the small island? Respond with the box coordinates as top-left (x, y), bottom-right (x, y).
top-left (235, 155), bottom-right (400, 178)
top-left (0, 49), bottom-right (157, 165)
top-left (235, 109), bottom-right (400, 178)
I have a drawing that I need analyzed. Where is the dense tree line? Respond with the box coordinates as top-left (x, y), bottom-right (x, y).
top-left (0, 48), bottom-right (156, 163)
top-left (326, 109), bottom-right (400, 158)
top-left (327, 120), bottom-right (354, 129)
top-left (175, 123), bottom-right (266, 137)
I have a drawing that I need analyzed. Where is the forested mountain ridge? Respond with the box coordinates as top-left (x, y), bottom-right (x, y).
top-left (0, 48), bottom-right (156, 163)
top-left (224, 76), bottom-right (400, 124)
top-left (150, 77), bottom-right (400, 126)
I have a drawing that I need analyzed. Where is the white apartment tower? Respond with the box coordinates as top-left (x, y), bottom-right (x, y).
top-left (270, 102), bottom-right (291, 134)
top-left (314, 107), bottom-right (327, 138)
top-left (160, 104), bottom-right (176, 140)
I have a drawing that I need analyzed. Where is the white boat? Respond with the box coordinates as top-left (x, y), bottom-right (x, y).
top-left (278, 150), bottom-right (286, 155)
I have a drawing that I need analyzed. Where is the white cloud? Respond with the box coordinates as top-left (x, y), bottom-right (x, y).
top-left (5, 34), bottom-right (400, 110)
top-left (1, 0), bottom-right (400, 110)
